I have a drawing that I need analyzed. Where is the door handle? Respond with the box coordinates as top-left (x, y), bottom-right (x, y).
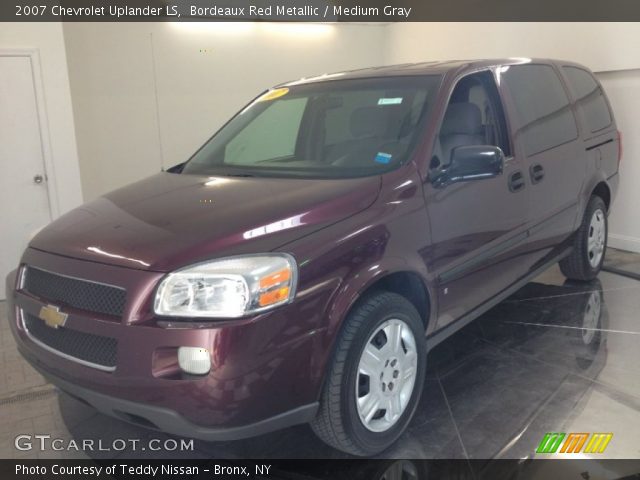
top-left (529, 164), bottom-right (545, 184)
top-left (508, 171), bottom-right (526, 192)
top-left (33, 174), bottom-right (45, 184)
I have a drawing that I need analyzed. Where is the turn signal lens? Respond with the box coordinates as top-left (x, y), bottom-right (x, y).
top-left (259, 286), bottom-right (291, 307)
top-left (258, 266), bottom-right (292, 307)
top-left (259, 268), bottom-right (291, 289)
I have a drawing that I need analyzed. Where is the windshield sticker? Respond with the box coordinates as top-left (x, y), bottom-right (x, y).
top-left (375, 152), bottom-right (393, 164)
top-left (378, 97), bottom-right (403, 106)
top-left (257, 88), bottom-right (290, 102)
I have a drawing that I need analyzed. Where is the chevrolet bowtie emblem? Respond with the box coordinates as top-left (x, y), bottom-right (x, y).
top-left (38, 305), bottom-right (68, 329)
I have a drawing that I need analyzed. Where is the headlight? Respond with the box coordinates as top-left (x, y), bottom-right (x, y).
top-left (153, 254), bottom-right (297, 318)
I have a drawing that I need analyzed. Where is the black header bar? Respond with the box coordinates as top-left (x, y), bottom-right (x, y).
top-left (2, 459), bottom-right (640, 480)
top-left (3, 0), bottom-right (640, 22)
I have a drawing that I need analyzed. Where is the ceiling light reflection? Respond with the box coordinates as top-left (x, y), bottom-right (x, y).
top-left (168, 22), bottom-right (334, 37)
top-left (87, 246), bottom-right (150, 267)
top-left (243, 214), bottom-right (304, 239)
top-left (168, 22), bottom-right (255, 34)
top-left (259, 23), bottom-right (334, 37)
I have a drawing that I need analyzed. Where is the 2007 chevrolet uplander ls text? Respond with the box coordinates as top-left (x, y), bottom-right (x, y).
top-left (6, 59), bottom-right (621, 455)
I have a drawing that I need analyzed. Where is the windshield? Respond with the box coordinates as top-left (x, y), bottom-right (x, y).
top-left (181, 76), bottom-right (442, 179)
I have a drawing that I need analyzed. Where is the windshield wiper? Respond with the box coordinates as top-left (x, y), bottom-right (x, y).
top-left (224, 173), bottom-right (256, 177)
top-left (255, 156), bottom-right (302, 164)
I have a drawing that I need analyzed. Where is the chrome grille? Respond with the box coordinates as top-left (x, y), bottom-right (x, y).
top-left (23, 312), bottom-right (117, 371)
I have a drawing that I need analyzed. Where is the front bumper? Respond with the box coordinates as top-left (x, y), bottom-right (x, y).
top-left (6, 248), bottom-right (331, 439)
top-left (30, 362), bottom-right (317, 441)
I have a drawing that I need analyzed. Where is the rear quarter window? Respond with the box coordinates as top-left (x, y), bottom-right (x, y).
top-left (502, 64), bottom-right (578, 156)
top-left (562, 66), bottom-right (612, 133)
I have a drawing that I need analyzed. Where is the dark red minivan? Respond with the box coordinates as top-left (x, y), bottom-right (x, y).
top-left (6, 58), bottom-right (620, 455)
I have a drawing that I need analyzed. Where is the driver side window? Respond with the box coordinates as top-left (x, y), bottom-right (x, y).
top-left (431, 71), bottom-right (510, 173)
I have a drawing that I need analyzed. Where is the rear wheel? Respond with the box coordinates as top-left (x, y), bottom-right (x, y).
top-left (560, 195), bottom-right (607, 281)
top-left (311, 291), bottom-right (426, 456)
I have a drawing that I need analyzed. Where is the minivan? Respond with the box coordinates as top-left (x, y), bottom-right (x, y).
top-left (6, 58), bottom-right (620, 456)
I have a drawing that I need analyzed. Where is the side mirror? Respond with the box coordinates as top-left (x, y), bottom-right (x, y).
top-left (434, 145), bottom-right (504, 187)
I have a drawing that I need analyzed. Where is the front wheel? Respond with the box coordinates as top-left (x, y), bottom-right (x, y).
top-left (311, 291), bottom-right (427, 456)
top-left (560, 195), bottom-right (608, 281)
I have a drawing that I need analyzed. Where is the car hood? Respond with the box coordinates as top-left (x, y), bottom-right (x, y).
top-left (30, 172), bottom-right (381, 271)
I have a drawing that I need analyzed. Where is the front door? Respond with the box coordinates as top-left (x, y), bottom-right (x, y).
top-left (422, 69), bottom-right (530, 328)
top-left (0, 54), bottom-right (52, 299)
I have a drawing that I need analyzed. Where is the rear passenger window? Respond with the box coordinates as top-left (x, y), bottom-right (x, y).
top-left (502, 64), bottom-right (578, 156)
top-left (563, 66), bottom-right (612, 133)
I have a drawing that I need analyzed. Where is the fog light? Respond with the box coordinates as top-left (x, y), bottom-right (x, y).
top-left (178, 347), bottom-right (211, 375)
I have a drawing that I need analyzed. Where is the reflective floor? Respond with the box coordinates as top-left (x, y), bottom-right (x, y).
top-left (1, 262), bottom-right (639, 460)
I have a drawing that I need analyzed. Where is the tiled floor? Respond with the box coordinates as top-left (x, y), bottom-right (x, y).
top-left (1, 262), bottom-right (640, 460)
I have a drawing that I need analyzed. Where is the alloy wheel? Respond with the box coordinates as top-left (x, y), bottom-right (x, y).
top-left (587, 208), bottom-right (606, 268)
top-left (356, 318), bottom-right (418, 432)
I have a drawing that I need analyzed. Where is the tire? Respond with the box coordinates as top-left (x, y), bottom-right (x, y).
top-left (560, 195), bottom-right (607, 281)
top-left (561, 278), bottom-right (604, 371)
top-left (311, 291), bottom-right (427, 456)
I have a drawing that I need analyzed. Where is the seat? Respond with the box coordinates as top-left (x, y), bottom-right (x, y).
top-left (439, 102), bottom-right (484, 165)
top-left (327, 106), bottom-right (394, 166)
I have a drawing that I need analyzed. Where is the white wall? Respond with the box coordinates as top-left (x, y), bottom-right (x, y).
top-left (386, 22), bottom-right (640, 252)
top-left (0, 23), bottom-right (82, 217)
top-left (598, 70), bottom-right (640, 253)
top-left (63, 22), bottom-right (388, 200)
top-left (63, 22), bottom-right (161, 202)
top-left (385, 23), bottom-right (640, 73)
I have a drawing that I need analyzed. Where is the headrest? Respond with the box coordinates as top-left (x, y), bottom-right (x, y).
top-left (440, 103), bottom-right (482, 136)
top-left (350, 106), bottom-right (389, 138)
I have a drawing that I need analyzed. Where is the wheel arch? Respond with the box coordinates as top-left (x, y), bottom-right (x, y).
top-left (361, 271), bottom-right (432, 329)
top-left (327, 265), bottom-right (435, 342)
top-left (316, 263), bottom-right (434, 403)
top-left (575, 175), bottom-right (613, 231)
top-left (319, 263), bottom-right (435, 394)
top-left (592, 181), bottom-right (611, 212)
